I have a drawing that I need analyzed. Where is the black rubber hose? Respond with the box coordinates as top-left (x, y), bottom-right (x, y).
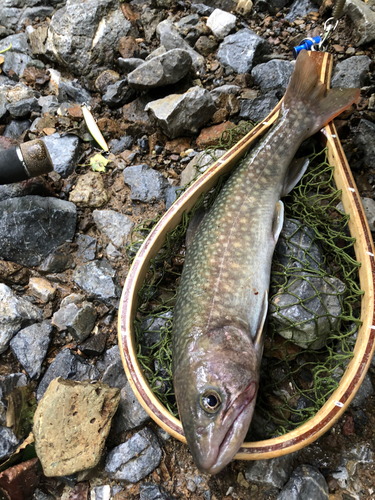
top-left (0, 139), bottom-right (54, 185)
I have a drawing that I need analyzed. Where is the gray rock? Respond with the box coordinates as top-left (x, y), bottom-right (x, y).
top-left (106, 243), bottom-right (122, 261)
top-left (0, 426), bottom-right (19, 461)
top-left (0, 373), bottom-right (27, 401)
top-left (10, 321), bottom-right (52, 379)
top-left (286, 0), bottom-right (317, 21)
top-left (42, 133), bottom-right (81, 178)
top-left (38, 245), bottom-right (76, 273)
top-left (91, 485), bottom-right (111, 500)
top-left (146, 47), bottom-right (167, 61)
top-left (7, 97), bottom-right (41, 118)
top-left (180, 150), bottom-right (226, 186)
top-left (165, 186), bottom-right (180, 210)
top-left (0, 0), bottom-right (60, 35)
top-left (207, 9), bottom-right (236, 39)
top-left (191, 3), bottom-right (214, 15)
top-left (0, 196), bottom-right (77, 267)
top-left (210, 84), bottom-right (240, 103)
top-left (331, 56), bottom-right (371, 89)
top-left (3, 119), bottom-right (31, 139)
top-left (118, 57), bottom-right (145, 73)
top-left (0, 284), bottom-right (43, 354)
top-left (52, 302), bottom-right (97, 342)
top-left (93, 209), bottom-right (133, 248)
top-left (141, 9), bottom-right (165, 44)
top-left (101, 356), bottom-right (128, 390)
top-left (79, 330), bottom-right (107, 356)
top-left (102, 79), bottom-right (136, 107)
top-left (113, 380), bottom-right (150, 433)
top-left (217, 29), bottom-right (269, 74)
top-left (45, 0), bottom-right (132, 77)
top-left (361, 197), bottom-right (375, 231)
top-left (0, 33), bottom-right (32, 76)
top-left (105, 428), bottom-right (162, 482)
top-left (157, 20), bottom-right (205, 75)
top-left (32, 489), bottom-right (56, 500)
top-left (245, 454), bottom-right (294, 489)
top-left (343, 0), bottom-right (375, 46)
top-left (0, 93), bottom-right (8, 120)
top-left (57, 80), bottom-right (91, 104)
top-left (76, 234), bottom-right (97, 262)
top-left (270, 275), bottom-right (346, 350)
top-left (123, 164), bottom-right (169, 203)
top-left (39, 95), bottom-right (60, 114)
top-left (351, 373), bottom-right (374, 407)
top-left (128, 49), bottom-right (192, 91)
top-left (141, 312), bottom-right (173, 348)
top-left (73, 260), bottom-right (119, 303)
top-left (97, 345), bottom-right (121, 373)
top-left (239, 90), bottom-right (279, 122)
top-left (140, 483), bottom-right (176, 500)
top-left (252, 59), bottom-right (294, 93)
top-left (145, 87), bottom-right (216, 139)
top-left (109, 135), bottom-right (133, 155)
top-left (36, 348), bottom-right (100, 401)
top-left (277, 465), bottom-right (329, 500)
top-left (355, 120), bottom-right (375, 168)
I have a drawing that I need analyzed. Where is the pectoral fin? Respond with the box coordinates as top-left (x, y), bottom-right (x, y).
top-left (282, 157), bottom-right (309, 196)
top-left (272, 200), bottom-right (284, 243)
top-left (186, 207), bottom-right (207, 248)
top-left (253, 290), bottom-right (268, 349)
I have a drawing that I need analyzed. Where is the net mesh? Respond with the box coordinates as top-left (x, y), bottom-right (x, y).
top-left (126, 122), bottom-right (363, 438)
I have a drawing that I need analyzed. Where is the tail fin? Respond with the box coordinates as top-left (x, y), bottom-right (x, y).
top-left (283, 50), bottom-right (360, 137)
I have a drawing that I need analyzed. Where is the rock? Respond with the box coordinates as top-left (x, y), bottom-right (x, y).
top-left (0, 34), bottom-right (32, 76)
top-left (96, 345), bottom-right (127, 390)
top-left (118, 57), bottom-right (145, 73)
top-left (76, 234), bottom-right (97, 262)
top-left (139, 483), bottom-right (176, 500)
top-left (270, 276), bottom-right (346, 349)
top-left (180, 150), bottom-right (226, 186)
top-left (45, 0), bottom-right (132, 77)
top-left (277, 464), bottom-right (329, 500)
top-left (355, 120), bottom-right (375, 169)
top-left (217, 29), bottom-right (269, 74)
top-left (145, 87), bottom-right (216, 139)
top-left (194, 36), bottom-right (218, 56)
top-left (123, 164), bottom-right (169, 203)
top-left (8, 97), bottom-right (40, 118)
top-left (157, 20), bottom-right (205, 75)
top-left (28, 277), bottom-right (56, 304)
top-left (91, 485), bottom-right (111, 500)
top-left (343, 0), bottom-right (375, 46)
top-left (236, 0), bottom-right (253, 15)
top-left (105, 428), bottom-right (162, 483)
top-left (38, 245), bottom-right (76, 273)
top-left (351, 373), bottom-right (374, 407)
top-left (196, 121), bottom-right (234, 148)
top-left (122, 96), bottom-right (152, 132)
top-left (207, 9), bottom-right (236, 39)
top-left (165, 186), bottom-right (180, 210)
top-left (113, 380), bottom-right (150, 433)
top-left (36, 348), bottom-right (100, 401)
top-left (69, 171), bottom-right (110, 208)
top-left (0, 458), bottom-right (41, 500)
top-left (251, 59), bottom-right (294, 93)
top-left (10, 321), bottom-right (52, 379)
top-left (102, 79), bottom-right (136, 107)
top-left (128, 49), bottom-right (192, 91)
top-left (106, 243), bottom-right (122, 261)
top-left (0, 196), bottom-right (77, 267)
top-left (191, 3), bottom-right (214, 15)
top-left (34, 378), bottom-right (120, 477)
top-left (245, 454), bottom-right (294, 489)
top-left (0, 284), bottom-right (43, 354)
top-left (79, 330), bottom-right (107, 356)
top-left (210, 84), bottom-right (240, 103)
top-left (42, 133), bottom-right (81, 178)
top-left (95, 70), bottom-right (120, 94)
top-left (239, 90), bottom-right (279, 122)
top-left (140, 9), bottom-right (165, 43)
top-left (73, 260), bottom-right (119, 303)
top-left (109, 135), bottom-right (133, 155)
top-left (3, 119), bottom-right (31, 139)
top-left (361, 197), bottom-right (375, 231)
top-left (32, 488), bottom-right (55, 500)
top-left (331, 56), bottom-right (371, 89)
top-left (39, 95), bottom-right (59, 114)
top-left (29, 25), bottom-right (49, 56)
top-left (0, 426), bottom-right (19, 461)
top-left (286, 0), bottom-right (317, 21)
top-left (52, 301), bottom-right (97, 342)
top-left (57, 79), bottom-right (91, 104)
top-left (93, 209), bottom-right (132, 248)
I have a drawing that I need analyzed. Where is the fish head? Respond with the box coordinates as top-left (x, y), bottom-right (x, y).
top-left (174, 324), bottom-right (261, 474)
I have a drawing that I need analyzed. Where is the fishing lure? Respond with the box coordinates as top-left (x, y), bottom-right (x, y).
top-left (81, 104), bottom-right (109, 152)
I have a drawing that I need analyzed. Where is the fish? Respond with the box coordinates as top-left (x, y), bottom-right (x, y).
top-left (171, 50), bottom-right (360, 475)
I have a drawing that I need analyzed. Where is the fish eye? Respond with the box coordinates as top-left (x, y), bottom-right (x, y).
top-left (200, 390), bottom-right (222, 413)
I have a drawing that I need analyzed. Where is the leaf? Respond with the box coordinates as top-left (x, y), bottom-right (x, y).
top-left (6, 386), bottom-right (37, 440)
top-left (90, 153), bottom-right (109, 172)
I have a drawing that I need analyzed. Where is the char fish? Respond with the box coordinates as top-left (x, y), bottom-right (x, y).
top-left (172, 50), bottom-right (359, 475)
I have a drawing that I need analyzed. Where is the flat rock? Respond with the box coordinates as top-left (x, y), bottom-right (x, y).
top-left (113, 380), bottom-right (150, 433)
top-left (34, 378), bottom-right (120, 477)
top-left (277, 464), bottom-right (329, 500)
top-left (45, 0), bottom-right (132, 77)
top-left (331, 56), bottom-right (371, 89)
top-left (343, 0), bottom-right (375, 46)
top-left (105, 428), bottom-right (162, 483)
top-left (42, 133), bottom-right (81, 178)
top-left (207, 9), bottom-right (236, 39)
top-left (0, 34), bottom-right (32, 76)
top-left (93, 209), bottom-right (132, 248)
top-left (8, 97), bottom-right (40, 118)
top-left (36, 348), bottom-right (100, 401)
top-left (10, 321), bottom-right (52, 379)
top-left (76, 234), bottom-right (97, 262)
top-left (123, 164), bottom-right (169, 203)
top-left (69, 172), bottom-right (110, 208)
top-left (145, 87), bottom-right (216, 139)
top-left (217, 28), bottom-right (269, 74)
top-left (28, 277), bottom-right (56, 303)
top-left (97, 345), bottom-right (127, 390)
top-left (239, 90), bottom-right (279, 122)
top-left (73, 260), bottom-right (119, 303)
top-left (165, 186), bottom-right (180, 210)
top-left (52, 301), bottom-right (97, 342)
top-left (0, 196), bottom-right (77, 267)
top-left (128, 49), bottom-right (192, 90)
top-left (38, 245), bottom-right (76, 273)
top-left (0, 426), bottom-right (19, 461)
top-left (355, 120), bottom-right (375, 169)
top-left (0, 283), bottom-right (43, 355)
top-left (3, 119), bottom-right (31, 139)
top-left (245, 454), bottom-right (294, 489)
top-left (57, 79), bottom-right (91, 104)
top-left (251, 59), bottom-right (294, 93)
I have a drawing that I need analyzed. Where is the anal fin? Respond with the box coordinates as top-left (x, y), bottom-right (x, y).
top-left (282, 157), bottom-right (309, 197)
top-left (272, 200), bottom-right (284, 243)
top-left (186, 207), bottom-right (207, 248)
top-left (254, 290), bottom-right (268, 349)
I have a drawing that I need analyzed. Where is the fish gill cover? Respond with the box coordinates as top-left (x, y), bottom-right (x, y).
top-left (126, 122), bottom-right (363, 439)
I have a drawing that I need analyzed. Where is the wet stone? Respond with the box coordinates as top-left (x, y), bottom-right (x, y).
top-left (42, 133), bottom-right (81, 178)
top-left (139, 483), bottom-right (176, 500)
top-left (93, 209), bottom-right (133, 248)
top-left (76, 234), bottom-right (97, 262)
top-left (36, 348), bottom-right (100, 401)
top-left (251, 59), bottom-right (294, 93)
top-left (10, 321), bottom-right (52, 379)
top-left (102, 79), bottom-right (136, 107)
top-left (52, 301), bottom-right (97, 342)
top-left (331, 56), bottom-right (371, 89)
top-left (207, 9), bottom-right (236, 39)
top-left (0, 426), bottom-right (19, 461)
top-left (217, 29), bottom-right (269, 74)
top-left (0, 196), bottom-right (77, 267)
top-left (123, 164), bottom-right (169, 203)
top-left (239, 90), bottom-right (279, 122)
top-left (73, 260), bottom-right (119, 303)
top-left (277, 464), bottom-right (329, 500)
top-left (0, 283), bottom-right (43, 354)
top-left (245, 454), bottom-right (294, 489)
top-left (113, 380), bottom-right (150, 433)
top-left (105, 428), bottom-right (162, 483)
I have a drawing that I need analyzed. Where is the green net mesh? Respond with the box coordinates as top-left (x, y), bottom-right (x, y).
top-left (126, 122), bottom-right (363, 438)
